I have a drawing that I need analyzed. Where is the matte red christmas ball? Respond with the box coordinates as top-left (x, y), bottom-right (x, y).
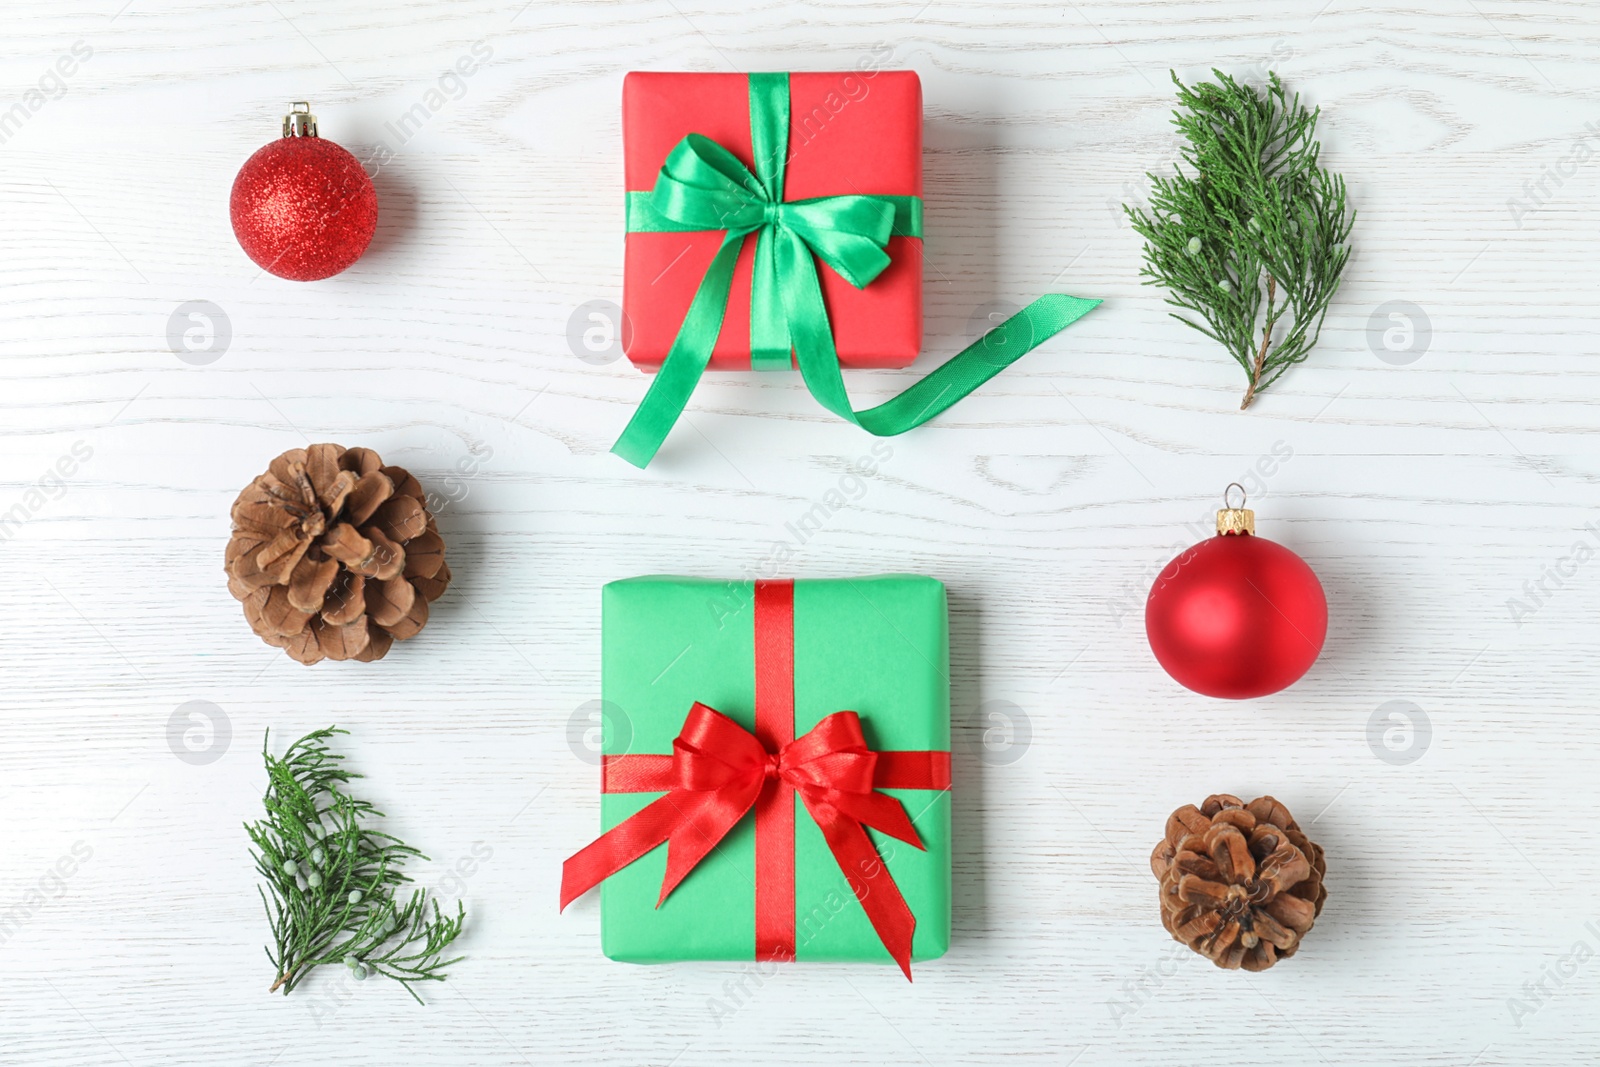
top-left (229, 102), bottom-right (376, 281)
top-left (1145, 486), bottom-right (1327, 699)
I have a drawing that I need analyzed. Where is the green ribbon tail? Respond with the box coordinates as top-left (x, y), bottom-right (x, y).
top-left (789, 277), bottom-right (1104, 437)
top-left (611, 233), bottom-right (746, 468)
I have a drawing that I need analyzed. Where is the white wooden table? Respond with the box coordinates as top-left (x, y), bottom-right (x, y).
top-left (2, 1), bottom-right (1596, 1064)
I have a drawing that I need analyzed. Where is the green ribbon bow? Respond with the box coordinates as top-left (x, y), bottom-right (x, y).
top-left (614, 71), bottom-right (1100, 468)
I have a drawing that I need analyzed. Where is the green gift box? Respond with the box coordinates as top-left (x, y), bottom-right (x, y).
top-left (562, 575), bottom-right (951, 976)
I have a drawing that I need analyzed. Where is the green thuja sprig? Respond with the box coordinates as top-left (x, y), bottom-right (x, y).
top-left (246, 727), bottom-right (465, 1002)
top-left (1127, 69), bottom-right (1354, 408)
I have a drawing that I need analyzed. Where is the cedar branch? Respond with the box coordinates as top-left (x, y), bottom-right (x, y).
top-left (245, 727), bottom-right (466, 1003)
top-left (1124, 69), bottom-right (1354, 407)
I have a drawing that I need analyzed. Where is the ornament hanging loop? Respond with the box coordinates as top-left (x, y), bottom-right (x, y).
top-left (283, 102), bottom-right (317, 138)
top-left (1217, 483), bottom-right (1255, 536)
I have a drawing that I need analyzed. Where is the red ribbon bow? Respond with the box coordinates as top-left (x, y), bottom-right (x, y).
top-left (561, 702), bottom-right (934, 978)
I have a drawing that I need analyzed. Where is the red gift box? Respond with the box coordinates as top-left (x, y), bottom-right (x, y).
top-left (622, 70), bottom-right (923, 371)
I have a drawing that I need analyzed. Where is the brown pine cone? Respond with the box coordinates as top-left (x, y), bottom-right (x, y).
top-left (225, 443), bottom-right (451, 664)
top-left (1150, 794), bottom-right (1327, 971)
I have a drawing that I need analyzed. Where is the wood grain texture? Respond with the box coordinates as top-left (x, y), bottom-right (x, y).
top-left (1, 1), bottom-right (1597, 1064)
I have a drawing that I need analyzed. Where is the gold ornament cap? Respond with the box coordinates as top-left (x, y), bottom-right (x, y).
top-left (283, 102), bottom-right (317, 138)
top-left (1217, 482), bottom-right (1255, 536)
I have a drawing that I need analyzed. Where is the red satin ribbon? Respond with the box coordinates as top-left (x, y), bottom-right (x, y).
top-left (600, 749), bottom-right (952, 794)
top-left (560, 579), bottom-right (951, 979)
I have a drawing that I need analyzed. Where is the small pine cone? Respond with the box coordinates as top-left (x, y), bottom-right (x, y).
top-left (225, 443), bottom-right (451, 664)
top-left (1150, 794), bottom-right (1327, 971)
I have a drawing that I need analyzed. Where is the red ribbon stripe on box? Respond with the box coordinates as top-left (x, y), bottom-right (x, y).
top-left (560, 579), bottom-right (951, 978)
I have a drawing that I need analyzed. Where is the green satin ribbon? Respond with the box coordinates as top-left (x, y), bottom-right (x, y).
top-left (613, 71), bottom-right (1100, 468)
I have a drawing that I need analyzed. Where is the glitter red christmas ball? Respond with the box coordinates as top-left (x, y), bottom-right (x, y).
top-left (1145, 495), bottom-right (1327, 700)
top-left (229, 106), bottom-right (376, 281)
